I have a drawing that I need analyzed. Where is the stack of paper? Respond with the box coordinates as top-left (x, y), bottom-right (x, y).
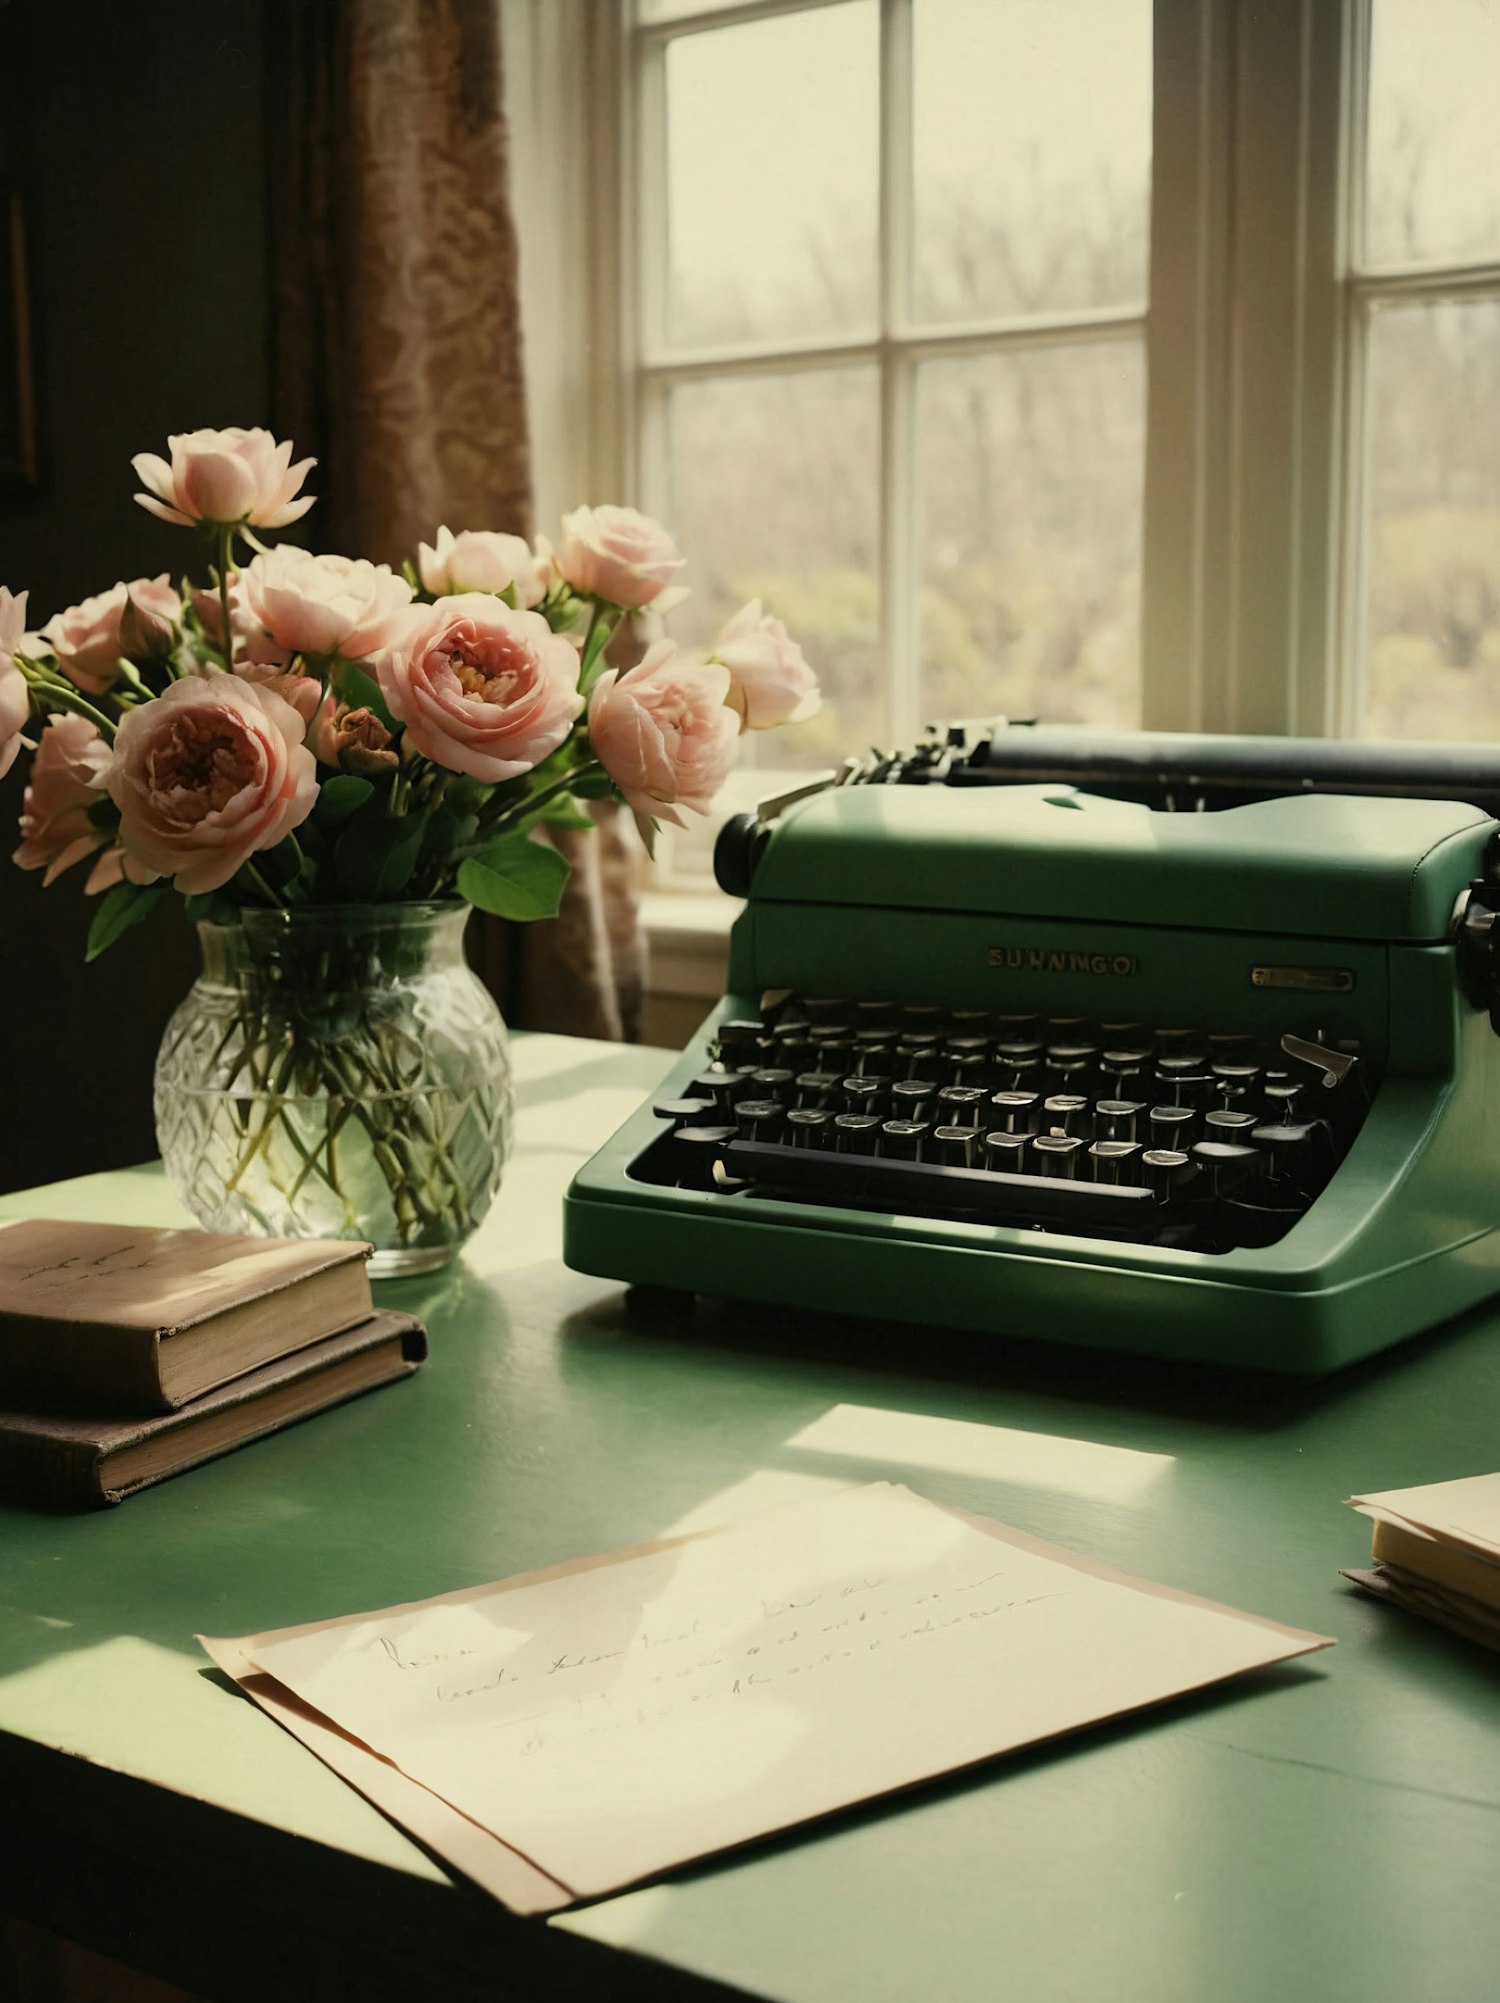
top-left (202, 1483), bottom-right (1332, 1913)
top-left (1345, 1473), bottom-right (1500, 1653)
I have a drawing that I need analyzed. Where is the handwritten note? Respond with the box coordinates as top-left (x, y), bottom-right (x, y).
top-left (220, 1484), bottom-right (1331, 1901)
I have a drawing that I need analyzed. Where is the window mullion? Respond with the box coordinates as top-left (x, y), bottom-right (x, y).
top-left (880, 0), bottom-right (917, 749)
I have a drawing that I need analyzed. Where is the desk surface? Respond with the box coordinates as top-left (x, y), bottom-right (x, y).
top-left (2, 1033), bottom-right (1500, 2003)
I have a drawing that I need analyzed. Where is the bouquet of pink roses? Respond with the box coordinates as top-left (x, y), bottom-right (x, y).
top-left (2, 425), bottom-right (820, 957)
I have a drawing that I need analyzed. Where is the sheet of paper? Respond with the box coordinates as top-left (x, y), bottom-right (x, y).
top-left (1350, 1472), bottom-right (1500, 1561)
top-left (227, 1483), bottom-right (1330, 1902)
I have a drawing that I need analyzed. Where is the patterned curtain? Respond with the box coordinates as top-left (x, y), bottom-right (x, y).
top-left (266, 0), bottom-right (641, 1039)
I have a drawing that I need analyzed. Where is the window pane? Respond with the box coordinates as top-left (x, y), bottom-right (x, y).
top-left (664, 4), bottom-right (878, 348)
top-left (666, 367), bottom-right (882, 771)
top-left (1362, 300), bottom-right (1500, 741)
top-left (1365, 0), bottom-right (1500, 267)
top-left (911, 0), bottom-right (1152, 325)
top-left (918, 342), bottom-right (1144, 728)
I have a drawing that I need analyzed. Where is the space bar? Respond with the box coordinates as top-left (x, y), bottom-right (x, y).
top-left (723, 1139), bottom-right (1156, 1228)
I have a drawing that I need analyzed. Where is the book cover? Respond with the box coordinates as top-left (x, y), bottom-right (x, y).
top-left (0, 1311), bottom-right (427, 1507)
top-left (0, 1218), bottom-right (373, 1412)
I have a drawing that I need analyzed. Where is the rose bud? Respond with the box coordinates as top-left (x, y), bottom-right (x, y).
top-left (310, 702), bottom-right (399, 777)
top-left (133, 427), bottom-right (316, 530)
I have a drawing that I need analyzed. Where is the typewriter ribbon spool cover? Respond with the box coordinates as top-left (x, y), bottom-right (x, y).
top-left (564, 776), bottom-right (1500, 1375)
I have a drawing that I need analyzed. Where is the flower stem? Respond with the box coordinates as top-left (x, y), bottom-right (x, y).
top-left (14, 657), bottom-right (118, 740)
top-left (217, 524), bottom-right (237, 671)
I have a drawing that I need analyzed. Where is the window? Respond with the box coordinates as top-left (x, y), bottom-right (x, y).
top-left (506, 1), bottom-right (1500, 888)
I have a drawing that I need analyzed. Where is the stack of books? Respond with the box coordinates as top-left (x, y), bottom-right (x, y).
top-left (1344, 1473), bottom-right (1500, 1653)
top-left (0, 1218), bottom-right (426, 1506)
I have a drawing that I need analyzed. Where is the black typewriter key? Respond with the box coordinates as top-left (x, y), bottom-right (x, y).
top-left (1262, 1080), bottom-right (1306, 1121)
top-left (1042, 1093), bottom-right (1089, 1138)
top-left (1204, 1108), bottom-right (1259, 1142)
top-left (1191, 1139), bottom-right (1258, 1195)
top-left (994, 1011), bottom-right (1039, 1031)
top-left (809, 1024), bottom-right (852, 1064)
top-left (933, 1125), bottom-right (980, 1169)
top-left (1251, 1120), bottom-right (1325, 1192)
top-left (855, 1000), bottom-right (897, 1030)
top-left (1211, 1061), bottom-right (1261, 1107)
top-left (1141, 1147), bottom-right (1194, 1199)
top-left (1153, 1027), bottom-right (1196, 1049)
top-left (841, 1074), bottom-right (885, 1115)
top-left (982, 1131), bottom-right (1029, 1169)
top-left (749, 1066), bottom-right (797, 1105)
top-left (802, 997), bottom-right (847, 1024)
top-left (833, 1113), bottom-right (882, 1155)
top-left (936, 1085), bottom-right (987, 1126)
top-left (1157, 1065), bottom-right (1212, 1110)
top-left (714, 1020), bottom-right (764, 1063)
top-left (735, 1099), bottom-right (786, 1142)
top-left (1099, 1021), bottom-right (1144, 1041)
top-left (1100, 1048), bottom-right (1150, 1090)
top-left (1148, 1103), bottom-right (1198, 1147)
top-left (1094, 1098), bottom-right (1146, 1143)
top-left (1032, 1134), bottom-right (1085, 1179)
top-left (948, 1051), bottom-right (991, 1089)
top-left (899, 1004), bottom-right (943, 1031)
top-left (890, 1078), bottom-right (935, 1119)
top-left (988, 1090), bottom-right (1040, 1136)
top-left (673, 1125), bottom-right (735, 1188)
top-left (853, 1033), bottom-right (897, 1078)
top-left (997, 1037), bottom-right (1043, 1062)
top-left (945, 1034), bottom-right (991, 1059)
top-left (1045, 1015), bottom-right (1088, 1036)
top-left (787, 1107), bottom-right (835, 1149)
top-left (654, 1095), bottom-right (717, 1125)
top-left (692, 1070), bottom-right (750, 1118)
top-left (794, 1069), bottom-right (841, 1108)
top-left (896, 1035), bottom-right (942, 1081)
top-left (879, 1118), bottom-right (930, 1161)
top-left (772, 1024), bottom-right (813, 1069)
top-left (1088, 1139), bottom-right (1141, 1185)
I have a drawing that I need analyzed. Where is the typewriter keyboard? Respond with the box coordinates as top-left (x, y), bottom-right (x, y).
top-left (638, 997), bottom-right (1373, 1253)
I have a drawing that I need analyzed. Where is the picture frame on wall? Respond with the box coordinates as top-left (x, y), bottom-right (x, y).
top-left (0, 184), bottom-right (39, 496)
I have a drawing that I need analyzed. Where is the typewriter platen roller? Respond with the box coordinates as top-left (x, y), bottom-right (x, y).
top-left (564, 726), bottom-right (1500, 1374)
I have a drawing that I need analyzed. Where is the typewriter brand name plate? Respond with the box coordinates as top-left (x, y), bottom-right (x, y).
top-left (1251, 965), bottom-right (1356, 993)
top-left (988, 945), bottom-right (1138, 978)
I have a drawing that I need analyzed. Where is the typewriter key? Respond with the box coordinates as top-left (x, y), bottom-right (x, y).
top-left (735, 1099), bottom-right (786, 1142)
top-left (1204, 1109), bottom-right (1259, 1141)
top-left (748, 1067), bottom-right (797, 1105)
top-left (1032, 1134), bottom-right (1085, 1179)
top-left (855, 1000), bottom-right (897, 1030)
top-left (653, 1095), bottom-right (718, 1126)
top-left (794, 1069), bottom-right (842, 1108)
top-left (933, 1125), bottom-right (979, 1169)
top-left (982, 1131), bottom-right (1029, 1168)
top-left (1191, 1139), bottom-right (1258, 1194)
top-left (1042, 1093), bottom-right (1089, 1138)
top-left (714, 1020), bottom-right (764, 1063)
top-left (1141, 1147), bottom-right (1194, 1199)
top-left (936, 1085), bottom-right (987, 1126)
top-left (673, 1125), bottom-right (735, 1188)
top-left (802, 998), bottom-right (847, 1024)
top-left (899, 1005), bottom-right (943, 1031)
top-left (692, 1071), bottom-right (751, 1118)
top-left (1148, 1104), bottom-right (1198, 1146)
top-left (1100, 1048), bottom-right (1150, 1089)
top-left (889, 1079), bottom-right (936, 1122)
top-left (841, 1075), bottom-right (885, 1114)
top-left (853, 1033), bottom-right (897, 1078)
top-left (833, 1113), bottom-right (882, 1155)
top-left (1094, 1098), bottom-right (1146, 1143)
top-left (1250, 1121), bottom-right (1321, 1191)
top-left (879, 1119), bottom-right (929, 1161)
top-left (896, 1036), bottom-right (942, 1082)
top-left (989, 1090), bottom-right (1040, 1136)
top-left (787, 1107), bottom-right (835, 1149)
top-left (1088, 1139), bottom-right (1141, 1185)
top-left (947, 1052), bottom-right (991, 1088)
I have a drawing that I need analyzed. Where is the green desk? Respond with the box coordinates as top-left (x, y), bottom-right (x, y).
top-left (3, 1034), bottom-right (1499, 2002)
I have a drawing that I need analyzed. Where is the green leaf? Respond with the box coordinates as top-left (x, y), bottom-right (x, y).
top-left (334, 660), bottom-right (397, 731)
top-left (334, 811), bottom-right (427, 899)
top-left (458, 837), bottom-right (572, 922)
top-left (524, 792), bottom-right (595, 833)
top-left (313, 774), bottom-right (375, 827)
top-left (85, 881), bottom-right (165, 961)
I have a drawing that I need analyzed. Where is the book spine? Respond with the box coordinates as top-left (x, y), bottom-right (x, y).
top-left (0, 1425), bottom-right (107, 1506)
top-left (0, 1316), bottom-right (167, 1414)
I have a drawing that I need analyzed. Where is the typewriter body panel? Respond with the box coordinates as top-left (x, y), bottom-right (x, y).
top-left (564, 737), bottom-right (1500, 1374)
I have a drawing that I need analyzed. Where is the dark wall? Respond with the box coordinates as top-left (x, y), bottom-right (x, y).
top-left (0, 0), bottom-right (271, 1193)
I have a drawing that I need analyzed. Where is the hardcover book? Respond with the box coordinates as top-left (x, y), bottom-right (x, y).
top-left (0, 1310), bottom-right (427, 1507)
top-left (0, 1218), bottom-right (374, 1412)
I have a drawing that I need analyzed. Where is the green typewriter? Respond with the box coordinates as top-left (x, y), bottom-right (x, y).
top-left (563, 726), bottom-right (1500, 1375)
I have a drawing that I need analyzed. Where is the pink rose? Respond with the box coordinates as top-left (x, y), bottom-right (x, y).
top-left (555, 506), bottom-right (688, 612)
top-left (106, 674), bottom-right (318, 894)
top-left (374, 595), bottom-right (583, 783)
top-left (242, 547), bottom-right (413, 661)
top-left (417, 526), bottom-right (545, 606)
top-left (133, 427), bottom-right (316, 530)
top-left (712, 598), bottom-right (821, 731)
top-left (41, 577), bottom-right (182, 695)
top-left (587, 641), bottom-right (739, 827)
top-left (13, 713), bottom-right (115, 886)
top-left (0, 587), bottom-right (30, 782)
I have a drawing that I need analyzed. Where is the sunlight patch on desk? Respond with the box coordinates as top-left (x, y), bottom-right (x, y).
top-left (783, 1405), bottom-right (1174, 1503)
